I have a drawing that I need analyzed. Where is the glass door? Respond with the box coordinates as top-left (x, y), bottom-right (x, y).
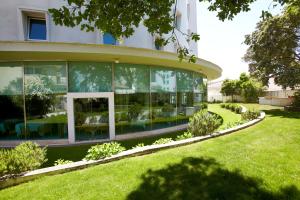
top-left (74, 97), bottom-right (109, 141)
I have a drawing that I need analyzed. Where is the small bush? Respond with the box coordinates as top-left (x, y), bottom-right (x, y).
top-left (85, 142), bottom-right (125, 160)
top-left (176, 132), bottom-right (194, 141)
top-left (235, 106), bottom-right (243, 114)
top-left (220, 103), bottom-right (226, 108)
top-left (54, 159), bottom-right (73, 166)
top-left (241, 110), bottom-right (260, 121)
top-left (188, 110), bottom-right (222, 136)
top-left (132, 143), bottom-right (145, 149)
top-left (0, 142), bottom-right (47, 177)
top-left (153, 138), bottom-right (173, 145)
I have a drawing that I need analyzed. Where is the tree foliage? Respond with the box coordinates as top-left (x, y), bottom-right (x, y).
top-left (220, 79), bottom-right (239, 100)
top-left (221, 73), bottom-right (263, 102)
top-left (49, 0), bottom-right (293, 63)
top-left (244, 1), bottom-right (300, 89)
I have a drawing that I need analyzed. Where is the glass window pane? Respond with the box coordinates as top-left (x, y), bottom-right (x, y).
top-left (151, 67), bottom-right (177, 129)
top-left (103, 33), bottom-right (116, 45)
top-left (69, 62), bottom-right (112, 92)
top-left (74, 98), bottom-right (109, 141)
top-left (24, 62), bottom-right (67, 139)
top-left (115, 64), bottom-right (151, 134)
top-left (176, 70), bottom-right (194, 124)
top-left (193, 73), bottom-right (207, 112)
top-left (28, 18), bottom-right (46, 40)
top-left (0, 63), bottom-right (24, 140)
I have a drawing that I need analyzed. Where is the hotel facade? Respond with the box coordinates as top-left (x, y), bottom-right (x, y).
top-left (0, 0), bottom-right (221, 146)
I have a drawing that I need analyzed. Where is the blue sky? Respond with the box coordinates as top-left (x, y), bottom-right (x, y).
top-left (196, 0), bottom-right (282, 81)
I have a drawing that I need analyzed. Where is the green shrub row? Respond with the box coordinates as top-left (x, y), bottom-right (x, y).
top-left (0, 142), bottom-right (47, 177)
top-left (220, 103), bottom-right (243, 114)
top-left (85, 142), bottom-right (125, 160)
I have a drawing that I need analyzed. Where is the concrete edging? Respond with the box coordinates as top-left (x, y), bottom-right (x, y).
top-left (0, 111), bottom-right (265, 190)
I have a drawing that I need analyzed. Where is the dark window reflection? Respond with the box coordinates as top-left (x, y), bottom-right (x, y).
top-left (115, 64), bottom-right (150, 134)
top-left (151, 68), bottom-right (177, 129)
top-left (69, 62), bottom-right (112, 92)
top-left (74, 98), bottom-right (109, 141)
top-left (24, 62), bottom-right (67, 139)
top-left (0, 63), bottom-right (24, 140)
top-left (177, 70), bottom-right (194, 124)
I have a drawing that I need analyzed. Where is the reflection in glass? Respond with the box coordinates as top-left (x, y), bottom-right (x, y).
top-left (115, 64), bottom-right (150, 134)
top-left (151, 67), bottom-right (177, 129)
top-left (0, 63), bottom-right (24, 140)
top-left (69, 62), bottom-right (112, 92)
top-left (177, 70), bottom-right (194, 124)
top-left (74, 98), bottom-right (109, 141)
top-left (193, 73), bottom-right (206, 112)
top-left (24, 62), bottom-right (67, 139)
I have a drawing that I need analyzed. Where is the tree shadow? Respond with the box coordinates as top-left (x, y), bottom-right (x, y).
top-left (127, 157), bottom-right (300, 200)
top-left (263, 108), bottom-right (300, 119)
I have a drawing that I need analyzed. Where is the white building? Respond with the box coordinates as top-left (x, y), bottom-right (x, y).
top-left (0, 0), bottom-right (222, 146)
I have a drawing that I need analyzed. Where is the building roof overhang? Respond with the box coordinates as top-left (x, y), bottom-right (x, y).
top-left (0, 41), bottom-right (222, 80)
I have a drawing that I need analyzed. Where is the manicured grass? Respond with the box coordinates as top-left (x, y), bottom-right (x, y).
top-left (208, 103), bottom-right (241, 129)
top-left (1, 104), bottom-right (300, 200)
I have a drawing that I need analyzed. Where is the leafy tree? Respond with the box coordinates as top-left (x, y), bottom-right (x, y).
top-left (221, 73), bottom-right (263, 102)
top-left (244, 1), bottom-right (300, 89)
top-left (49, 0), bottom-right (293, 62)
top-left (220, 79), bottom-right (239, 101)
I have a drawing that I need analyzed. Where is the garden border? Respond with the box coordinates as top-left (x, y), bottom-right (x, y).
top-left (0, 110), bottom-right (265, 189)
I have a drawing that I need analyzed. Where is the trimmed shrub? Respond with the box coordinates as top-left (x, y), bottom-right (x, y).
top-left (220, 103), bottom-right (226, 108)
top-left (235, 106), bottom-right (243, 114)
top-left (54, 159), bottom-right (73, 166)
top-left (176, 132), bottom-right (194, 141)
top-left (241, 110), bottom-right (260, 121)
top-left (0, 142), bottom-right (47, 177)
top-left (153, 138), bottom-right (173, 145)
top-left (188, 110), bottom-right (222, 136)
top-left (85, 142), bottom-right (125, 160)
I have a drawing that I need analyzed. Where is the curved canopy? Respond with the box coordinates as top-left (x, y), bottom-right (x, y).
top-left (0, 41), bottom-right (222, 80)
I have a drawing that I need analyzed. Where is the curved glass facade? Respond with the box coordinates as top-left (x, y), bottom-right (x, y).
top-left (0, 61), bottom-right (207, 141)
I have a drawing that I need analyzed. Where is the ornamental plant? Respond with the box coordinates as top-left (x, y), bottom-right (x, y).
top-left (188, 110), bottom-right (221, 136)
top-left (85, 142), bottom-right (125, 160)
top-left (153, 138), bottom-right (173, 145)
top-left (54, 159), bottom-right (73, 166)
top-left (241, 110), bottom-right (260, 121)
top-left (0, 142), bottom-right (47, 177)
top-left (176, 132), bottom-right (194, 141)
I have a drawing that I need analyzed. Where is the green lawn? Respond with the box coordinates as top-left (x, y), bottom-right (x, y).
top-left (1, 104), bottom-right (300, 200)
top-left (208, 103), bottom-right (241, 129)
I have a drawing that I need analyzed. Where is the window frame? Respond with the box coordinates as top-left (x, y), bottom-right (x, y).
top-left (27, 16), bottom-right (47, 41)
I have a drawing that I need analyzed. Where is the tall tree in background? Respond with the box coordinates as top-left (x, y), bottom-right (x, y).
top-left (220, 79), bottom-right (239, 101)
top-left (244, 1), bottom-right (300, 89)
top-left (49, 0), bottom-right (293, 62)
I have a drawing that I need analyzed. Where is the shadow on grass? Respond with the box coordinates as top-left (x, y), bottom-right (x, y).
top-left (127, 157), bottom-right (300, 200)
top-left (263, 108), bottom-right (300, 119)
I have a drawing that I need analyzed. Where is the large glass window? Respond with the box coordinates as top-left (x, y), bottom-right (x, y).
top-left (150, 67), bottom-right (177, 129)
top-left (0, 63), bottom-right (24, 140)
top-left (115, 64), bottom-right (151, 134)
top-left (24, 62), bottom-right (67, 139)
top-left (193, 73), bottom-right (206, 111)
top-left (28, 18), bottom-right (46, 40)
top-left (176, 70), bottom-right (194, 124)
top-left (68, 62), bottom-right (112, 92)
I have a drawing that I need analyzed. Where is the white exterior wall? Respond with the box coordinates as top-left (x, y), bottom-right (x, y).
top-left (0, 0), bottom-right (198, 54)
